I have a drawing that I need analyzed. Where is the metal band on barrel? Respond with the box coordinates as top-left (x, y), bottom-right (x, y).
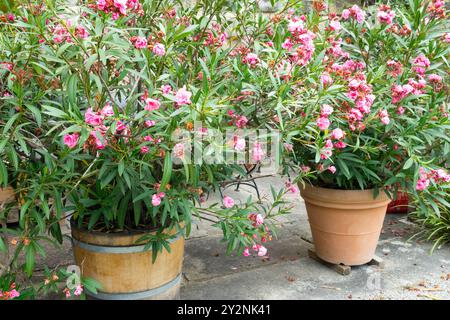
top-left (85, 274), bottom-right (181, 300)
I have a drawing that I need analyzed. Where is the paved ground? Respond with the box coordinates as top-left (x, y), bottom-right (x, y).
top-left (2, 174), bottom-right (450, 300)
top-left (181, 175), bottom-right (450, 300)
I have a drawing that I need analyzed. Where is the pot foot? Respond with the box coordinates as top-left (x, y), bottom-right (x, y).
top-left (307, 249), bottom-right (384, 276)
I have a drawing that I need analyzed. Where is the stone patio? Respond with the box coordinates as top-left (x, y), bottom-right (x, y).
top-left (3, 173), bottom-right (447, 300)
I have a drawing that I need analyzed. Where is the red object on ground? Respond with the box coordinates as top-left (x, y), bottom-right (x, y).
top-left (386, 192), bottom-right (409, 213)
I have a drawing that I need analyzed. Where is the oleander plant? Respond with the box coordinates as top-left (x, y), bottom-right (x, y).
top-left (0, 0), bottom-right (449, 300)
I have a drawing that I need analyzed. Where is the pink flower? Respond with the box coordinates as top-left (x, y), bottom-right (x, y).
top-left (320, 104), bottom-right (334, 117)
top-left (64, 133), bottom-right (79, 149)
top-left (288, 20), bottom-right (304, 33)
top-left (257, 245), bottom-right (268, 257)
top-left (412, 54), bottom-right (430, 75)
top-left (301, 165), bottom-right (311, 173)
top-left (101, 103), bottom-right (114, 117)
top-left (428, 74), bottom-right (442, 83)
top-left (9, 289), bottom-right (20, 299)
top-left (282, 38), bottom-right (293, 50)
top-left (140, 146), bottom-right (149, 154)
top-left (152, 192), bottom-right (165, 206)
top-left (377, 5), bottom-right (396, 25)
top-left (223, 196), bottom-right (235, 208)
top-left (173, 143), bottom-right (185, 159)
top-left (317, 117), bottom-right (330, 131)
top-left (328, 166), bottom-right (337, 174)
top-left (285, 181), bottom-right (298, 194)
top-left (255, 214), bottom-right (264, 226)
top-left (379, 110), bottom-right (390, 125)
top-left (397, 106), bottom-right (405, 115)
top-left (113, 0), bottom-right (128, 15)
top-left (334, 141), bottom-right (347, 149)
top-left (97, 0), bottom-right (106, 10)
top-left (65, 290), bottom-right (71, 298)
top-left (252, 143), bottom-right (264, 162)
top-left (175, 86), bottom-right (192, 106)
top-left (153, 43), bottom-right (166, 56)
top-left (145, 120), bottom-right (156, 127)
top-left (75, 25), bottom-right (89, 39)
top-left (74, 285), bottom-right (83, 296)
top-left (242, 247), bottom-right (251, 257)
top-left (283, 143), bottom-right (293, 152)
top-left (144, 98), bottom-right (161, 111)
top-left (341, 9), bottom-right (350, 19)
top-left (416, 179), bottom-right (430, 191)
top-left (85, 108), bottom-right (103, 126)
top-left (320, 72), bottom-right (333, 86)
top-left (243, 53), bottom-right (259, 66)
top-left (134, 36), bottom-right (147, 49)
top-left (115, 120), bottom-right (127, 132)
top-left (235, 116), bottom-right (248, 128)
top-left (161, 84), bottom-right (172, 94)
top-left (445, 33), bottom-right (450, 43)
top-left (342, 5), bottom-right (365, 23)
top-left (329, 20), bottom-right (341, 31)
top-left (90, 130), bottom-right (107, 150)
top-left (331, 128), bottom-right (345, 140)
top-left (234, 137), bottom-right (246, 151)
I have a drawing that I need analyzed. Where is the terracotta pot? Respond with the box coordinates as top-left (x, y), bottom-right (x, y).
top-left (71, 222), bottom-right (184, 300)
top-left (299, 184), bottom-right (390, 266)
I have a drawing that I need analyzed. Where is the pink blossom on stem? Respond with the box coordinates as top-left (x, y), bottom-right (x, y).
top-left (317, 117), bottom-right (330, 131)
top-left (242, 247), bottom-right (251, 257)
top-left (85, 108), bottom-right (103, 126)
top-left (252, 143), bottom-right (264, 162)
top-left (257, 245), bottom-right (268, 257)
top-left (144, 98), bottom-right (161, 111)
top-left (223, 196), bottom-right (235, 208)
top-left (152, 43), bottom-right (166, 56)
top-left (173, 143), bottom-right (185, 159)
top-left (64, 133), bottom-right (79, 149)
top-left (161, 84), bottom-right (172, 94)
top-left (331, 128), bottom-right (345, 140)
top-left (74, 285), bottom-right (83, 296)
top-left (175, 86), bottom-right (192, 106)
top-left (133, 36), bottom-right (147, 49)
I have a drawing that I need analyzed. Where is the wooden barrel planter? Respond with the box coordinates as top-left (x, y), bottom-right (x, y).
top-left (71, 222), bottom-right (184, 300)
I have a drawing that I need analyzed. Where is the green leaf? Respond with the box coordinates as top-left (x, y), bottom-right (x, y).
top-left (42, 106), bottom-right (67, 119)
top-left (160, 153), bottom-right (172, 191)
top-left (25, 244), bottom-right (36, 277)
top-left (403, 158), bottom-right (414, 170)
top-left (0, 237), bottom-right (6, 253)
top-left (67, 74), bottom-right (78, 107)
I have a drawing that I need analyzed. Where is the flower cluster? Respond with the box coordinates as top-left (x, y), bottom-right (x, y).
top-left (93, 0), bottom-right (142, 19)
top-left (377, 5), bottom-right (396, 25)
top-left (416, 167), bottom-right (450, 191)
top-left (63, 285), bottom-right (83, 298)
top-left (0, 283), bottom-right (20, 300)
top-left (286, 16), bottom-right (316, 66)
top-left (52, 21), bottom-right (89, 44)
top-left (341, 5), bottom-right (366, 24)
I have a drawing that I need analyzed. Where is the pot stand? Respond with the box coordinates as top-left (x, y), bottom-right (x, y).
top-left (219, 163), bottom-right (262, 201)
top-left (307, 248), bottom-right (385, 276)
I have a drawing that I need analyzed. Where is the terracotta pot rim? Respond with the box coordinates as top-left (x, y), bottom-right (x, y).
top-left (299, 183), bottom-right (391, 210)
